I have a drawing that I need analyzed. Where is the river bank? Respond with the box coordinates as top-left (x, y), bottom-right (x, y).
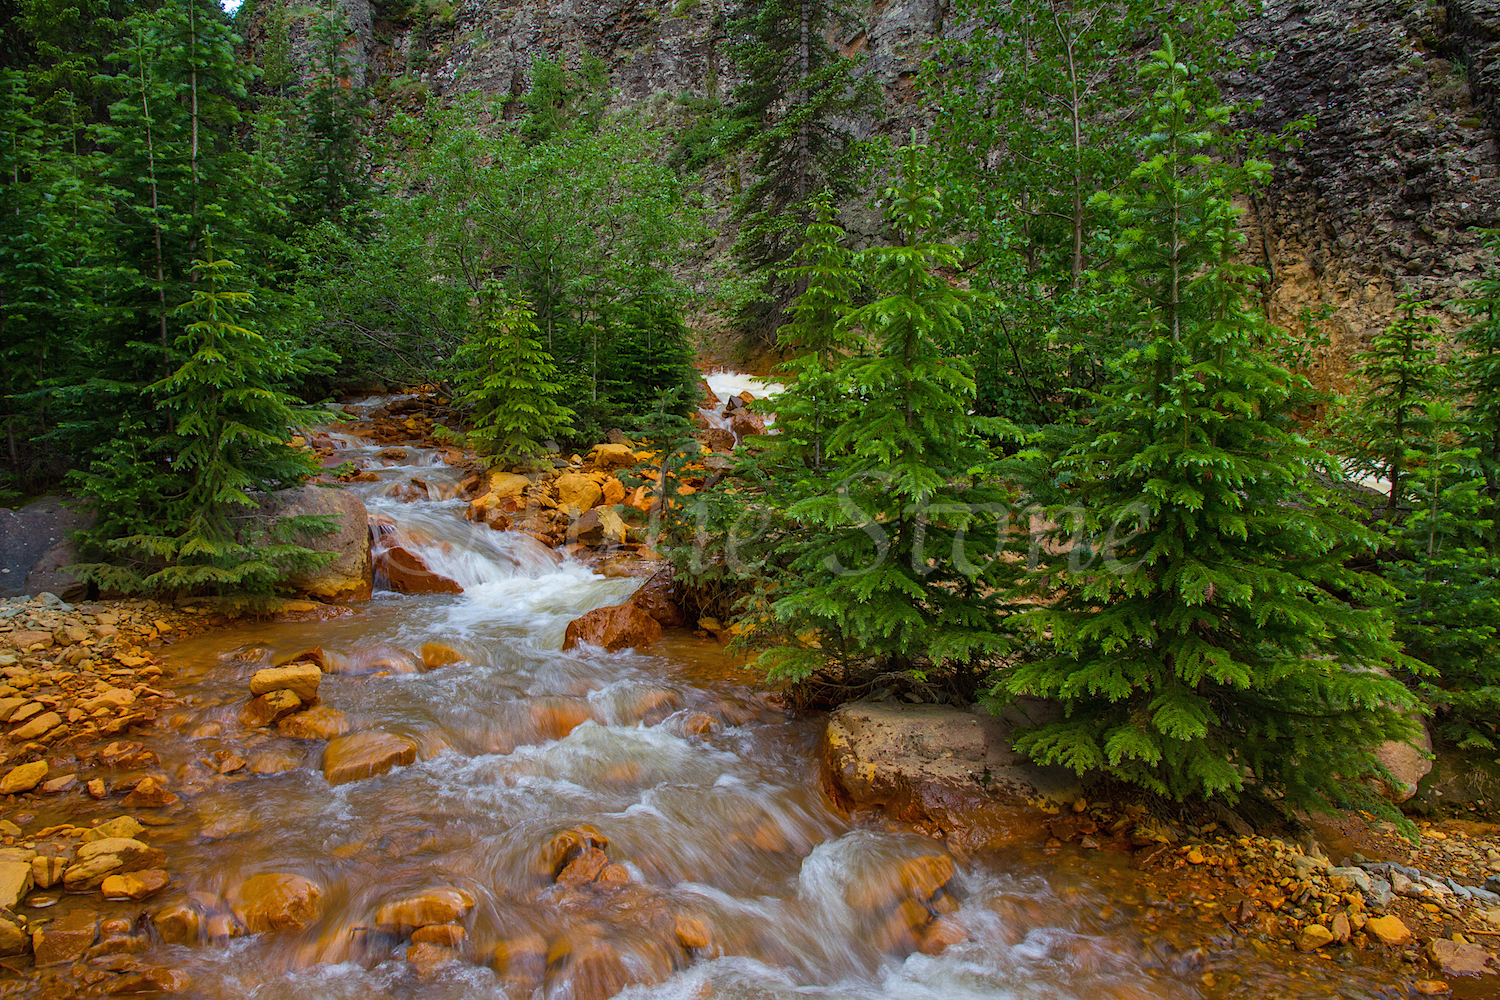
top-left (0, 395), bottom-right (1495, 998)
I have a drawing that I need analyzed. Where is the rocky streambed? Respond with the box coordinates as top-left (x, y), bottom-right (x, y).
top-left (0, 396), bottom-right (1496, 999)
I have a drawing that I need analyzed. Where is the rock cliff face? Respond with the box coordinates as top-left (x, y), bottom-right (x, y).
top-left (248, 0), bottom-right (1500, 380)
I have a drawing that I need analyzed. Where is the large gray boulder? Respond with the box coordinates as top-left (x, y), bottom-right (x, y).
top-left (0, 498), bottom-right (91, 599)
top-left (262, 486), bottom-right (372, 603)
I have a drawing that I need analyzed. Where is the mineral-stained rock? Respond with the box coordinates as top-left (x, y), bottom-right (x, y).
top-left (0, 860), bottom-right (34, 908)
top-left (30, 855), bottom-right (65, 889)
top-left (321, 731), bottom-right (417, 786)
top-left (0, 760), bottom-right (47, 794)
top-left (419, 642), bottom-right (465, 670)
top-left (32, 908), bottom-right (97, 967)
top-left (629, 572), bottom-right (687, 628)
top-left (821, 702), bottom-right (1080, 852)
top-left (151, 903), bottom-right (203, 946)
top-left (263, 485), bottom-right (373, 602)
top-left (407, 941), bottom-right (459, 978)
top-left (493, 933), bottom-right (548, 989)
top-left (63, 838), bottom-right (165, 890)
top-left (0, 916), bottom-right (26, 956)
top-left (374, 887), bottom-right (476, 933)
top-left (249, 663), bottom-right (322, 702)
top-left (277, 705), bottom-right (350, 740)
top-left (554, 473), bottom-right (604, 512)
top-left (372, 544), bottom-right (463, 594)
top-left (101, 867), bottom-right (169, 900)
top-left (411, 922), bottom-right (466, 946)
top-left (11, 710), bottom-right (61, 740)
top-left (844, 853), bottom-right (955, 912)
top-left (1364, 914), bottom-right (1412, 946)
top-left (562, 604), bottom-right (662, 652)
top-left (229, 872), bottom-right (325, 933)
top-left (1297, 923), bottom-right (1335, 952)
top-left (240, 689), bottom-right (303, 728)
top-left (122, 775), bottom-right (179, 808)
top-left (588, 443), bottom-right (639, 471)
top-left (1428, 938), bottom-right (1495, 976)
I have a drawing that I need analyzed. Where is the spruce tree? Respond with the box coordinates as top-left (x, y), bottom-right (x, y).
top-left (996, 41), bottom-right (1415, 811)
top-left (293, 0), bottom-right (372, 228)
top-left (454, 281), bottom-right (575, 464)
top-left (722, 0), bottom-right (876, 337)
top-left (758, 145), bottom-right (1015, 687)
top-left (72, 244), bottom-right (331, 599)
top-left (767, 189), bottom-right (861, 471)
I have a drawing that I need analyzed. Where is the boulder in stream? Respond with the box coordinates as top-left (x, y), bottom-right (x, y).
top-left (228, 872), bottom-right (325, 933)
top-left (261, 485), bottom-right (373, 603)
top-left (562, 604), bottom-right (662, 653)
top-left (821, 702), bottom-right (1081, 852)
top-left (372, 544), bottom-right (462, 594)
top-left (321, 731), bottom-right (418, 786)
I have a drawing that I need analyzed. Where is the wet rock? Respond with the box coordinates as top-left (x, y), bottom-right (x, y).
top-left (629, 572), bottom-right (687, 628)
top-left (493, 932), bottom-right (547, 989)
top-left (277, 705), bottom-right (350, 740)
top-left (277, 645), bottom-right (350, 674)
top-left (40, 773), bottom-right (77, 794)
top-left (845, 853), bottom-right (955, 912)
top-left (249, 663), bottom-right (322, 702)
top-left (265, 485), bottom-right (373, 602)
top-left (916, 914), bottom-right (968, 955)
top-left (0, 860), bottom-right (34, 908)
top-left (240, 689), bottom-right (303, 727)
top-left (535, 827), bottom-right (610, 882)
top-left (554, 473), bottom-right (604, 511)
top-left (729, 411), bottom-right (766, 438)
top-left (80, 687), bottom-right (135, 712)
top-left (100, 868), bottom-right (168, 900)
top-left (550, 937), bottom-right (630, 1000)
top-left (321, 731), bottom-right (417, 786)
top-left (0, 916), bottom-right (26, 956)
top-left (588, 443), bottom-right (639, 471)
top-left (411, 922), bottom-right (466, 946)
top-left (674, 915), bottom-right (712, 950)
top-left (11, 710), bottom-right (61, 740)
top-left (407, 941), bottom-right (459, 978)
top-left (374, 887), bottom-right (476, 933)
top-left (1364, 914), bottom-right (1412, 945)
top-left (530, 699), bottom-right (595, 741)
top-left (557, 846), bottom-right (610, 886)
top-left (86, 932), bottom-right (148, 959)
top-left (89, 816), bottom-right (145, 841)
top-left (122, 775), bottom-right (179, 808)
top-left (150, 903), bottom-right (203, 946)
top-left (1297, 923), bottom-right (1335, 951)
top-left (109, 966), bottom-right (193, 993)
top-left (31, 855), bottom-right (65, 889)
top-left (0, 760), bottom-right (47, 794)
top-left (86, 778), bottom-right (107, 798)
top-left (373, 544), bottom-right (462, 594)
top-left (822, 702), bottom-right (1079, 851)
top-left (32, 908), bottom-right (97, 966)
top-left (229, 872), bottom-right (325, 933)
top-left (420, 642), bottom-right (465, 669)
top-left (486, 471), bottom-right (534, 498)
top-left (250, 749), bottom-right (302, 774)
top-left (1428, 938), bottom-right (1495, 976)
top-left (63, 838), bottom-right (166, 890)
top-left (562, 604), bottom-right (662, 652)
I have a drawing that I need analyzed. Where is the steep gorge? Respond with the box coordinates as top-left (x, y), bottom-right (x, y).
top-left (245, 0), bottom-right (1500, 386)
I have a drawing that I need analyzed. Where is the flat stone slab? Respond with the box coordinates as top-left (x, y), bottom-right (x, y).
top-left (821, 701), bottom-right (1081, 852)
top-left (322, 731), bottom-right (417, 786)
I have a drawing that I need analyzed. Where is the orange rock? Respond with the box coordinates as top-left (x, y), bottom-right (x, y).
top-left (601, 477), bottom-right (626, 505)
top-left (845, 853), bottom-right (955, 911)
top-left (562, 604), bottom-right (662, 652)
top-left (406, 941), bottom-right (458, 978)
top-left (674, 915), bottom-right (712, 950)
top-left (322, 731), bottom-right (417, 786)
top-left (529, 699), bottom-right (595, 741)
top-left (493, 932), bottom-right (547, 990)
top-left (374, 887), bottom-right (476, 933)
top-left (240, 690), bottom-right (302, 728)
top-left (420, 642), bottom-right (465, 669)
top-left (122, 776), bottom-right (179, 809)
top-left (277, 705), bottom-right (350, 740)
top-left (373, 545), bottom-right (462, 594)
top-left (151, 903), bottom-right (203, 946)
top-left (229, 873), bottom-right (324, 933)
top-left (597, 863), bottom-right (631, 884)
top-left (916, 914), bottom-right (968, 955)
top-left (411, 922), bottom-right (466, 947)
top-left (629, 572), bottom-right (688, 628)
top-left (557, 847), bottom-right (609, 886)
top-left (550, 938), bottom-right (629, 1000)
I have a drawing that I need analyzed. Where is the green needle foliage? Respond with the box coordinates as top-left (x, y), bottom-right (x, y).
top-left (996, 41), bottom-right (1416, 812)
top-left (758, 145), bottom-right (1017, 689)
top-left (72, 244), bottom-right (331, 600)
top-left (455, 281), bottom-right (575, 464)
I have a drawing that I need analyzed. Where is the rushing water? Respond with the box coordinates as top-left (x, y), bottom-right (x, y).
top-left (17, 400), bottom-right (1425, 1000)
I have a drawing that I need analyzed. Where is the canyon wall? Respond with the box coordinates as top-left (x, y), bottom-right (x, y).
top-left (246, 0), bottom-right (1500, 386)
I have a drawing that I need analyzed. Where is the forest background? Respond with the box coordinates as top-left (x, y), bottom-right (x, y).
top-left (2, 0), bottom-right (1498, 822)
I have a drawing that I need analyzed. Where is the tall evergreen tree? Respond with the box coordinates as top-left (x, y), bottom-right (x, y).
top-left (721, 0), bottom-right (876, 337)
top-left (995, 41), bottom-right (1415, 811)
top-left (757, 145), bottom-right (1015, 688)
top-left (292, 0), bottom-right (372, 228)
top-left (454, 281), bottom-right (575, 464)
top-left (71, 245), bottom-right (330, 599)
